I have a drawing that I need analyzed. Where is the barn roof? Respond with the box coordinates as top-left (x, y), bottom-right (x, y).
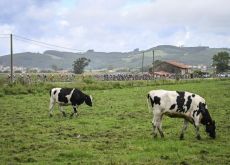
top-left (165, 61), bottom-right (189, 69)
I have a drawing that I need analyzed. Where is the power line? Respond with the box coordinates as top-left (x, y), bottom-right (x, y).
top-left (13, 34), bottom-right (83, 52)
top-left (12, 34), bottom-right (84, 52)
top-left (0, 34), bottom-right (10, 35)
top-left (14, 37), bottom-right (67, 51)
top-left (0, 34), bottom-right (10, 38)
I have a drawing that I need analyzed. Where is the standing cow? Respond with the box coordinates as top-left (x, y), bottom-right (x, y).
top-left (49, 88), bottom-right (93, 117)
top-left (147, 89), bottom-right (216, 140)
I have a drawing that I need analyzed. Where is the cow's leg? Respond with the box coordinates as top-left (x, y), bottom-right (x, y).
top-left (155, 113), bottom-right (164, 138)
top-left (152, 122), bottom-right (158, 138)
top-left (194, 120), bottom-right (201, 140)
top-left (180, 119), bottom-right (189, 140)
top-left (70, 105), bottom-right (78, 117)
top-left (58, 105), bottom-right (66, 117)
top-left (49, 98), bottom-right (55, 117)
top-left (152, 109), bottom-right (163, 138)
top-left (152, 114), bottom-right (158, 138)
top-left (195, 125), bottom-right (201, 140)
top-left (157, 121), bottom-right (164, 138)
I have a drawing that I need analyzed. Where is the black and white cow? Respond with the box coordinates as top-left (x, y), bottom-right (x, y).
top-left (147, 90), bottom-right (216, 140)
top-left (49, 88), bottom-right (92, 117)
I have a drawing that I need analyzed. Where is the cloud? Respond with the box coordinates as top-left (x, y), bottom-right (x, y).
top-left (0, 0), bottom-right (230, 55)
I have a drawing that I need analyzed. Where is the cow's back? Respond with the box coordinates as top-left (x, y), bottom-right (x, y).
top-left (50, 88), bottom-right (73, 104)
top-left (148, 90), bottom-right (178, 110)
top-left (148, 90), bottom-right (206, 113)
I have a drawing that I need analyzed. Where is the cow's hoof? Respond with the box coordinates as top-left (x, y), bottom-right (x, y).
top-left (160, 133), bottom-right (164, 138)
top-left (180, 134), bottom-right (184, 140)
top-left (196, 135), bottom-right (201, 140)
top-left (70, 113), bottom-right (77, 118)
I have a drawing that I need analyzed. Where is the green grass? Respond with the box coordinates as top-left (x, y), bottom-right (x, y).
top-left (0, 79), bottom-right (229, 164)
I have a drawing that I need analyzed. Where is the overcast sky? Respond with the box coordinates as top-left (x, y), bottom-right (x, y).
top-left (0, 0), bottom-right (230, 55)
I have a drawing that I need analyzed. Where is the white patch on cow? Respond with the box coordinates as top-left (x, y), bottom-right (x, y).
top-left (65, 88), bottom-right (75, 104)
top-left (90, 95), bottom-right (93, 103)
top-left (51, 88), bottom-right (62, 103)
top-left (49, 88), bottom-right (62, 116)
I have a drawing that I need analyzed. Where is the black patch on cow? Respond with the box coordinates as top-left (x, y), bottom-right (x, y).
top-left (169, 104), bottom-right (176, 110)
top-left (54, 90), bottom-right (57, 95)
top-left (176, 91), bottom-right (186, 112)
top-left (192, 110), bottom-right (198, 117)
top-left (154, 96), bottom-right (161, 105)
top-left (58, 88), bottom-right (73, 104)
top-left (192, 94), bottom-right (195, 97)
top-left (70, 89), bottom-right (92, 107)
top-left (198, 102), bottom-right (212, 125)
top-left (85, 95), bottom-right (92, 106)
top-left (147, 94), bottom-right (154, 107)
top-left (185, 96), bottom-right (192, 112)
top-left (70, 89), bottom-right (86, 106)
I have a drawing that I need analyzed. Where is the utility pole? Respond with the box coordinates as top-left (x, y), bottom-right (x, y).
top-left (152, 50), bottom-right (154, 79)
top-left (10, 34), bottom-right (13, 83)
top-left (142, 51), bottom-right (144, 74)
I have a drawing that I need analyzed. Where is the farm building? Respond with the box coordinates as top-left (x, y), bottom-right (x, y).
top-left (149, 61), bottom-right (191, 77)
top-left (153, 71), bottom-right (173, 77)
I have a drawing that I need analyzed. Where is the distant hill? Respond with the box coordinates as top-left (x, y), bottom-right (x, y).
top-left (0, 45), bottom-right (229, 70)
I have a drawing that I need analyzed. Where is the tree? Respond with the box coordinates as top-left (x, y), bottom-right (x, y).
top-left (212, 51), bottom-right (230, 73)
top-left (72, 57), bottom-right (91, 74)
top-left (51, 64), bottom-right (58, 72)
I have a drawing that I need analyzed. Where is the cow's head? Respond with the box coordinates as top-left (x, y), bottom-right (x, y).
top-left (205, 120), bottom-right (216, 139)
top-left (85, 95), bottom-right (93, 107)
top-left (199, 102), bottom-right (216, 139)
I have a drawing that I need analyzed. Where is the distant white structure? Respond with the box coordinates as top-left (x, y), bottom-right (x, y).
top-left (190, 64), bottom-right (208, 71)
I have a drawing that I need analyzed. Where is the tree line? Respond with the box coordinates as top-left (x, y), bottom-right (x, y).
top-left (71, 51), bottom-right (229, 74)
top-left (212, 51), bottom-right (229, 73)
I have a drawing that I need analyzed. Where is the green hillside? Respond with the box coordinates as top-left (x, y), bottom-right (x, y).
top-left (0, 45), bottom-right (229, 70)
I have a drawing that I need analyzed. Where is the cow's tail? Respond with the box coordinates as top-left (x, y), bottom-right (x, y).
top-left (49, 89), bottom-right (52, 96)
top-left (147, 94), bottom-right (153, 113)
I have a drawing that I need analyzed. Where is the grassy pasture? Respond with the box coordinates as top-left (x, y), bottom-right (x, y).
top-left (0, 79), bottom-right (229, 164)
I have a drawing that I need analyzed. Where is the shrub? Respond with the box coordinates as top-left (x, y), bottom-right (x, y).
top-left (82, 77), bottom-right (95, 84)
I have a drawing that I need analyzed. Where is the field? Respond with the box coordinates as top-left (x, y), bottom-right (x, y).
top-left (0, 79), bottom-right (230, 164)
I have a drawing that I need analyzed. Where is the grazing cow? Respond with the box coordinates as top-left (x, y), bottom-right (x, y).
top-left (147, 90), bottom-right (216, 140)
top-left (49, 88), bottom-right (92, 117)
